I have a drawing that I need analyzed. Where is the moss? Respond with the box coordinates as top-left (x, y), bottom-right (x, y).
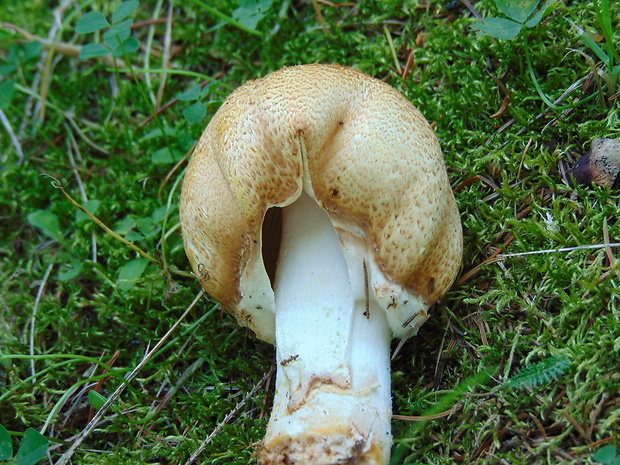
top-left (1, 0), bottom-right (619, 464)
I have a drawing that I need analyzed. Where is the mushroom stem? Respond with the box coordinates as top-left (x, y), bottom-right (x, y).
top-left (260, 192), bottom-right (392, 465)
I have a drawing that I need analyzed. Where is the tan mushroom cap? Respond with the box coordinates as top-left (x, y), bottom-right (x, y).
top-left (180, 63), bottom-right (462, 343)
top-left (568, 137), bottom-right (620, 189)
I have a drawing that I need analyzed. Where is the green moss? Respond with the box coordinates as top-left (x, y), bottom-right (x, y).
top-left (1, 0), bottom-right (619, 463)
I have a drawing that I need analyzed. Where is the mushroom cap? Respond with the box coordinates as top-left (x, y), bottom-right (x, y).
top-left (568, 137), bottom-right (620, 189)
top-left (180, 64), bottom-right (462, 343)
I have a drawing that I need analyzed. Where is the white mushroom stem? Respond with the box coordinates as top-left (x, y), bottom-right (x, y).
top-left (260, 192), bottom-right (392, 464)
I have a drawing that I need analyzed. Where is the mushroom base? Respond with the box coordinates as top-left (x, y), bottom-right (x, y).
top-left (260, 192), bottom-right (392, 465)
top-left (260, 299), bottom-right (393, 464)
top-left (259, 391), bottom-right (389, 464)
top-left (259, 360), bottom-right (392, 465)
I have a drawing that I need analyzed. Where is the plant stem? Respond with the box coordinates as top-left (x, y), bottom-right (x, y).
top-left (57, 185), bottom-right (161, 266)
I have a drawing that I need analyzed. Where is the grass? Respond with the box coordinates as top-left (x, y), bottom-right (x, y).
top-left (1, 0), bottom-right (619, 464)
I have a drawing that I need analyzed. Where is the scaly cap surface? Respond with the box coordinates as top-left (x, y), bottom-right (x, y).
top-left (179, 63), bottom-right (462, 343)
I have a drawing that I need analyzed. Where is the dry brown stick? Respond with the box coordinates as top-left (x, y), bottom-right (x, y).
top-left (457, 234), bottom-right (514, 285)
top-left (87, 351), bottom-right (121, 422)
top-left (1, 22), bottom-right (121, 68)
top-left (516, 137), bottom-right (533, 180)
top-left (602, 219), bottom-right (620, 281)
top-left (55, 182), bottom-right (161, 266)
top-left (571, 432), bottom-right (620, 455)
top-left (561, 410), bottom-right (590, 444)
top-left (310, 0), bottom-right (332, 38)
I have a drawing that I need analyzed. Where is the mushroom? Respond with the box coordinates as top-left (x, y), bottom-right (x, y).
top-left (179, 64), bottom-right (462, 464)
top-left (568, 137), bottom-right (620, 189)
